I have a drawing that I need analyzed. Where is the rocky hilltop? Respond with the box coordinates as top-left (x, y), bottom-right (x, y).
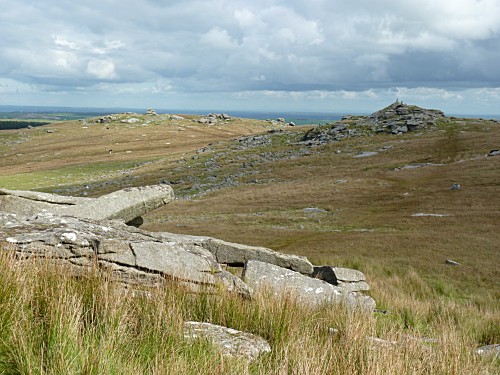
top-left (302, 100), bottom-right (445, 145)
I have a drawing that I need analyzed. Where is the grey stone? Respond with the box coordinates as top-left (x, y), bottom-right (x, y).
top-left (487, 149), bottom-right (500, 156)
top-left (475, 344), bottom-right (500, 358)
top-left (0, 188), bottom-right (89, 205)
top-left (131, 241), bottom-right (214, 284)
top-left (169, 115), bottom-right (185, 120)
top-left (0, 194), bottom-right (70, 217)
top-left (353, 151), bottom-right (378, 158)
top-left (0, 185), bottom-right (174, 224)
top-left (0, 212), bottom-right (251, 297)
top-left (301, 101), bottom-right (445, 146)
top-left (337, 280), bottom-right (370, 292)
top-left (243, 260), bottom-right (375, 311)
top-left (203, 238), bottom-right (314, 275)
top-left (183, 321), bottom-right (271, 361)
top-left (313, 266), bottom-right (366, 283)
top-left (445, 259), bottom-right (461, 266)
top-left (57, 185), bottom-right (174, 222)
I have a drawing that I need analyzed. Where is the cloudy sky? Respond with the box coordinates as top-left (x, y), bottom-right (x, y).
top-left (1, 0), bottom-right (500, 115)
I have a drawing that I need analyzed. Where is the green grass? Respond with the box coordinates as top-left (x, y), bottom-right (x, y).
top-left (0, 250), bottom-right (497, 374)
top-left (0, 160), bottom-right (148, 191)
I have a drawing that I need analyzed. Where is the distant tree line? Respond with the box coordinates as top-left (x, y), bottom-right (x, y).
top-left (0, 120), bottom-right (50, 130)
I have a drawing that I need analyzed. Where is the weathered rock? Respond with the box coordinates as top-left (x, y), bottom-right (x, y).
top-left (0, 213), bottom-right (251, 297)
top-left (337, 281), bottom-right (370, 292)
top-left (445, 259), bottom-right (461, 266)
top-left (243, 260), bottom-right (375, 311)
top-left (313, 266), bottom-right (366, 283)
top-left (0, 188), bottom-right (89, 205)
top-left (183, 321), bottom-right (271, 361)
top-left (202, 238), bottom-right (314, 275)
top-left (0, 185), bottom-right (174, 223)
top-left (0, 194), bottom-right (61, 217)
top-left (301, 101), bottom-right (445, 146)
top-left (487, 149), bottom-right (500, 157)
top-left (58, 185), bottom-right (174, 222)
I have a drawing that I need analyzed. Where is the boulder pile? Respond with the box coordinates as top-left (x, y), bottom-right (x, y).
top-left (302, 101), bottom-right (445, 145)
top-left (195, 113), bottom-right (231, 124)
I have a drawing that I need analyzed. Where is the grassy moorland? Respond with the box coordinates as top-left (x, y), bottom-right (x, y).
top-left (0, 111), bottom-right (499, 373)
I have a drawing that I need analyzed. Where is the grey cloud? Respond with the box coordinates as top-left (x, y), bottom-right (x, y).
top-left (0, 0), bottom-right (499, 112)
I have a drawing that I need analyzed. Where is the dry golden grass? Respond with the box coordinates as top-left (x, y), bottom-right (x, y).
top-left (0, 251), bottom-right (497, 374)
top-left (0, 113), bottom-right (274, 189)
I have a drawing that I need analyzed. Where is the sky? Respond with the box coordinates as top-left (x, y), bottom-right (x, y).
top-left (1, 0), bottom-right (500, 115)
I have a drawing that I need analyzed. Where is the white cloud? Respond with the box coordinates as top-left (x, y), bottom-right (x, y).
top-left (86, 59), bottom-right (117, 80)
top-left (200, 27), bottom-right (238, 49)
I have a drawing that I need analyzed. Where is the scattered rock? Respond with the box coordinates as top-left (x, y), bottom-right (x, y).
top-left (445, 259), bottom-right (461, 266)
top-left (146, 108), bottom-right (157, 115)
top-left (183, 321), bottom-right (271, 361)
top-left (196, 113), bottom-right (231, 124)
top-left (451, 183), bottom-right (461, 190)
top-left (243, 260), bottom-right (375, 311)
top-left (395, 163), bottom-right (444, 171)
top-left (237, 135), bottom-right (271, 148)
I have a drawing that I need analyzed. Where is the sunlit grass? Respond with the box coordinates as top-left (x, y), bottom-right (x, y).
top-left (0, 250), bottom-right (497, 374)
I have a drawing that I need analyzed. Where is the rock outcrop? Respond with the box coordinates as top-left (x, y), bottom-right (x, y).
top-left (243, 260), bottom-right (376, 311)
top-left (195, 113), bottom-right (231, 125)
top-left (367, 100), bottom-right (445, 133)
top-left (0, 185), bottom-right (174, 224)
top-left (1, 185), bottom-right (375, 312)
top-left (301, 101), bottom-right (445, 146)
